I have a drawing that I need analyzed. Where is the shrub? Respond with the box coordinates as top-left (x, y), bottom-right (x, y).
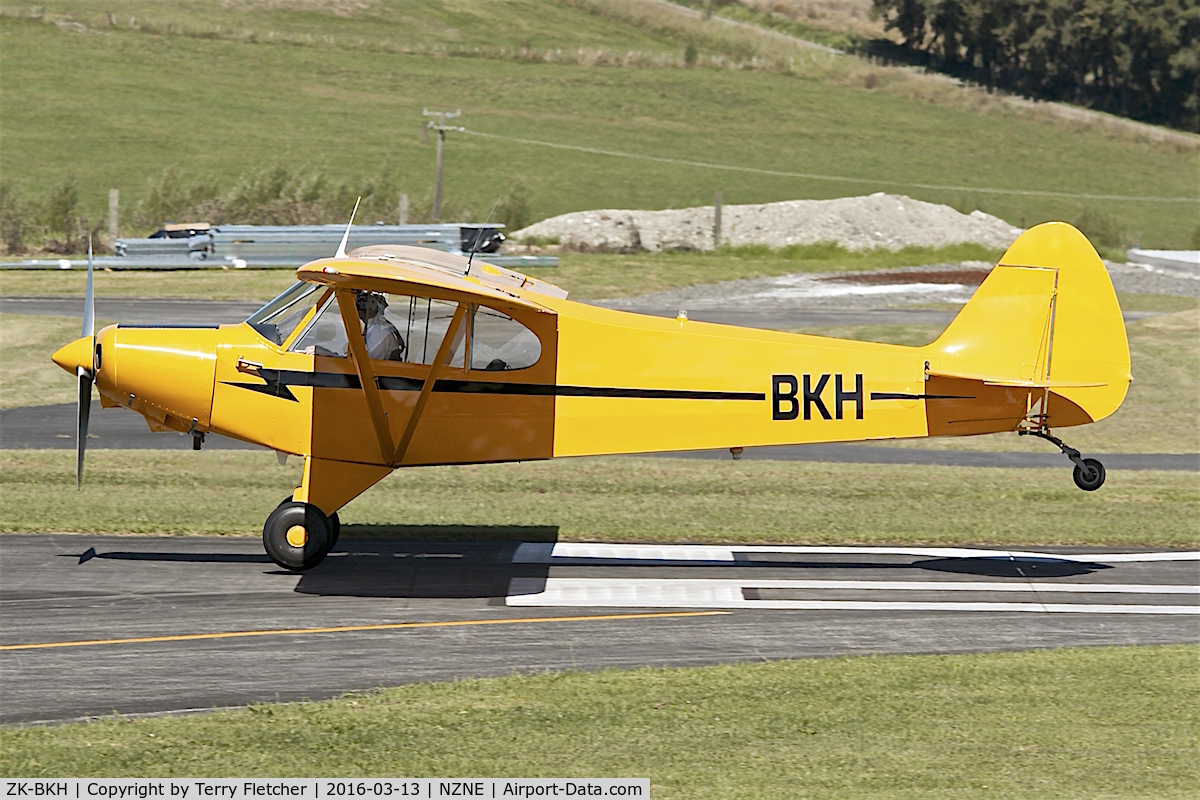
top-left (496, 184), bottom-right (533, 232)
top-left (0, 182), bottom-right (28, 255)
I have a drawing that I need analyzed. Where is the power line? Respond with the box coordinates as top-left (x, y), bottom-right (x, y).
top-left (459, 128), bottom-right (1199, 204)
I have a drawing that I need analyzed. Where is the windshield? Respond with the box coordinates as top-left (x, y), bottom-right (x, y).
top-left (246, 282), bottom-right (324, 346)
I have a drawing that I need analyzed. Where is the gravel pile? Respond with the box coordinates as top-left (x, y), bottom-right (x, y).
top-left (512, 193), bottom-right (1024, 253)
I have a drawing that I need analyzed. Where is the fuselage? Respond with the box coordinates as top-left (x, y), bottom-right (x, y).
top-left (53, 223), bottom-right (1130, 473)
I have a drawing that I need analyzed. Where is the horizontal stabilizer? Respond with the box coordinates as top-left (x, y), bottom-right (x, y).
top-left (926, 370), bottom-right (1104, 389)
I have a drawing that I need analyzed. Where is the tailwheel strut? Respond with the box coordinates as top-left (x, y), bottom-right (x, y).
top-left (1019, 429), bottom-right (1105, 491)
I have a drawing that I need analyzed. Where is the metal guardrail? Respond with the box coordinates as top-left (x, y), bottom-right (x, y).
top-left (4, 224), bottom-right (559, 270)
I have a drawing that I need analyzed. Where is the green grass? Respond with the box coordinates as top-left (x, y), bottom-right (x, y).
top-left (0, 268), bottom-right (301, 302)
top-left (0, 314), bottom-right (82, 409)
top-left (2, 6), bottom-right (1197, 247)
top-left (1115, 293), bottom-right (1200, 313)
top-left (3, 645), bottom-right (1197, 798)
top-left (1, 450), bottom-right (1196, 546)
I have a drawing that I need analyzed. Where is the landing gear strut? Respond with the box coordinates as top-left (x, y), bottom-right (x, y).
top-left (263, 499), bottom-right (337, 571)
top-left (1019, 429), bottom-right (1105, 491)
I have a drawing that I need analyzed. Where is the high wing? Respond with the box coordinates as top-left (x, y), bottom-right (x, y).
top-left (297, 244), bottom-right (568, 308)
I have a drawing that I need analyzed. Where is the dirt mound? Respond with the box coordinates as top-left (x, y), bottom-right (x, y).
top-left (511, 193), bottom-right (1024, 253)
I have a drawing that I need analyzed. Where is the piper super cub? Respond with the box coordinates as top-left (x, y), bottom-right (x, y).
top-left (52, 220), bottom-right (1131, 571)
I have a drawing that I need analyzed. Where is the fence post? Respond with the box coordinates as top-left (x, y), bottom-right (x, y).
top-left (713, 190), bottom-right (722, 249)
top-left (398, 193), bottom-right (409, 225)
top-left (108, 189), bottom-right (119, 243)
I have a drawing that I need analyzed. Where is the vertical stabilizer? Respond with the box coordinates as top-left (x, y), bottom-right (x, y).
top-left (924, 222), bottom-right (1130, 432)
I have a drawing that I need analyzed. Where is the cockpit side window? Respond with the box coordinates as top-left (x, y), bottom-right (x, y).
top-left (246, 282), bottom-right (324, 346)
top-left (290, 294), bottom-right (348, 357)
top-left (470, 306), bottom-right (541, 371)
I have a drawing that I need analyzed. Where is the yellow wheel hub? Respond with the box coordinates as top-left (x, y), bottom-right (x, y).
top-left (285, 525), bottom-right (308, 548)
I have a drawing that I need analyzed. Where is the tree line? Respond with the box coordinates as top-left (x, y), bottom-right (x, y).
top-left (870, 0), bottom-right (1200, 131)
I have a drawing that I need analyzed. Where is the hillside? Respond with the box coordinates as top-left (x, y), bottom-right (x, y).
top-left (0, 0), bottom-right (1196, 248)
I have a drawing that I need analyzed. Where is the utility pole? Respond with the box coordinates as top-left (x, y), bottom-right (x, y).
top-left (423, 108), bottom-right (462, 223)
top-left (108, 189), bottom-right (120, 244)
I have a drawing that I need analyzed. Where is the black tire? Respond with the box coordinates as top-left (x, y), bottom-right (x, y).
top-left (263, 501), bottom-right (332, 571)
top-left (1072, 458), bottom-right (1105, 492)
top-left (328, 511), bottom-right (341, 549)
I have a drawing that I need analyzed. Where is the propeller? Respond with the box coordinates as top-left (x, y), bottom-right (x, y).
top-left (76, 236), bottom-right (95, 487)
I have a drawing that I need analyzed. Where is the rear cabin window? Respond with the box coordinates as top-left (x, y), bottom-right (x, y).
top-left (470, 306), bottom-right (541, 371)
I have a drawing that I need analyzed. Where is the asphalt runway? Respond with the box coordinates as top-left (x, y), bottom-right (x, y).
top-left (0, 297), bottom-right (262, 326)
top-left (1, 534), bottom-right (1196, 725)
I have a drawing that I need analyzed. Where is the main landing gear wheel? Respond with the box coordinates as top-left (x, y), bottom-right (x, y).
top-left (263, 500), bottom-right (333, 571)
top-left (1073, 458), bottom-right (1106, 492)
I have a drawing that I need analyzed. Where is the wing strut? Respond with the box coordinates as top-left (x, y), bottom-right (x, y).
top-left (336, 290), bottom-right (394, 464)
top-left (392, 303), bottom-right (467, 465)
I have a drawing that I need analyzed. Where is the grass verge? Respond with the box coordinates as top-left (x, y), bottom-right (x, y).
top-left (1, 451), bottom-right (1196, 547)
top-left (0, 314), bottom-right (82, 409)
top-left (3, 644), bottom-right (1197, 798)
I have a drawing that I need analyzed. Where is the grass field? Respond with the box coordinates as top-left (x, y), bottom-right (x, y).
top-left (1, 4), bottom-right (1196, 247)
top-left (3, 644), bottom-right (1197, 798)
top-left (2, 450), bottom-right (1196, 547)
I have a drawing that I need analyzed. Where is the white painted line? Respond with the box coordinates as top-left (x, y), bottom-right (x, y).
top-left (505, 578), bottom-right (1200, 615)
top-left (639, 579), bottom-right (1191, 594)
top-left (511, 542), bottom-right (1200, 564)
top-left (707, 601), bottom-right (1197, 615)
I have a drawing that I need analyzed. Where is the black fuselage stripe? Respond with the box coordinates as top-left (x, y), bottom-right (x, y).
top-left (870, 392), bottom-right (975, 400)
top-left (229, 369), bottom-right (764, 401)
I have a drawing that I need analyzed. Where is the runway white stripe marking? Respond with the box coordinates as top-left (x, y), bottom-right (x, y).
top-left (505, 578), bottom-right (1200, 615)
top-left (517, 579), bottom-right (1196, 594)
top-left (511, 543), bottom-right (1200, 564)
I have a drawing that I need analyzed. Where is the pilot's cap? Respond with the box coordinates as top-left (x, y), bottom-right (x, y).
top-left (355, 290), bottom-right (388, 312)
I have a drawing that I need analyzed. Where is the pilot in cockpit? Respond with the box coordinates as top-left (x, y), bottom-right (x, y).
top-left (355, 291), bottom-right (406, 361)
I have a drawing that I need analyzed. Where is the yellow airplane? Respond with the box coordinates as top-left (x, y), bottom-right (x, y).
top-left (52, 221), bottom-right (1130, 571)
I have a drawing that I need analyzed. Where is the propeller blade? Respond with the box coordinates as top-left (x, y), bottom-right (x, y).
top-left (76, 366), bottom-right (93, 487)
top-left (82, 235), bottom-right (94, 338)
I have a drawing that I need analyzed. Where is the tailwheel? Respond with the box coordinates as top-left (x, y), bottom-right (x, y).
top-left (1019, 429), bottom-right (1106, 492)
top-left (1072, 458), bottom-right (1106, 492)
top-left (263, 500), bottom-right (333, 571)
